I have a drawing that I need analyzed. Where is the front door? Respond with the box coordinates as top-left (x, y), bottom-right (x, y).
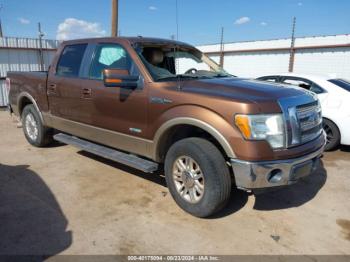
top-left (81, 42), bottom-right (148, 139)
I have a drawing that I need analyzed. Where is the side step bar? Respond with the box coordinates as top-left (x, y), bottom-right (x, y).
top-left (53, 133), bottom-right (158, 173)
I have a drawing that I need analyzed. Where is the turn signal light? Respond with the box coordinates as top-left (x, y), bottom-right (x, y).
top-left (235, 115), bottom-right (251, 139)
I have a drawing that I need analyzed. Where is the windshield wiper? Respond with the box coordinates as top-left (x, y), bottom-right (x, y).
top-left (212, 73), bottom-right (232, 78)
top-left (157, 75), bottom-right (199, 81)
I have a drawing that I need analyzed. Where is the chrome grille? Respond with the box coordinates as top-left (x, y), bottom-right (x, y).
top-left (296, 101), bottom-right (323, 144)
top-left (279, 94), bottom-right (323, 148)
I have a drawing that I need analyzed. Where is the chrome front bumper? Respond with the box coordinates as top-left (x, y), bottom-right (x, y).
top-left (230, 145), bottom-right (324, 190)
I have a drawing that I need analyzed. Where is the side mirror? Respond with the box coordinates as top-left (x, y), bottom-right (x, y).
top-left (103, 69), bottom-right (139, 88)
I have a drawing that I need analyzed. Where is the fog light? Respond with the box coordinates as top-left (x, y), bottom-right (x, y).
top-left (268, 169), bottom-right (283, 183)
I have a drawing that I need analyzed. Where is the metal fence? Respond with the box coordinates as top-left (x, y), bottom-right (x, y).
top-left (0, 36), bottom-right (59, 106)
top-left (0, 37), bottom-right (59, 50)
top-left (199, 34), bottom-right (350, 79)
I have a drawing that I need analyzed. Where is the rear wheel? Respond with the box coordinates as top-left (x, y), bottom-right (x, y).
top-left (323, 118), bottom-right (340, 151)
top-left (22, 104), bottom-right (53, 147)
top-left (164, 137), bottom-right (231, 218)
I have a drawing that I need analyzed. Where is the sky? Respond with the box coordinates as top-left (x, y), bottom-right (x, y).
top-left (1, 0), bottom-right (349, 45)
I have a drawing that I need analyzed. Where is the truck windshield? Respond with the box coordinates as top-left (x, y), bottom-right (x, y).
top-left (135, 44), bottom-right (232, 82)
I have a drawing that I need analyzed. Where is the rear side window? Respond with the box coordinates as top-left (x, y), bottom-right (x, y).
top-left (329, 79), bottom-right (350, 92)
top-left (56, 44), bottom-right (87, 77)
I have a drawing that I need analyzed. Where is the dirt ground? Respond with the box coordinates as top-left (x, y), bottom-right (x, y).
top-left (0, 110), bottom-right (349, 256)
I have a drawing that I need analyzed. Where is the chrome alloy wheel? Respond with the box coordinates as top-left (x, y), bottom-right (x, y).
top-left (172, 156), bottom-right (205, 203)
top-left (25, 113), bottom-right (38, 141)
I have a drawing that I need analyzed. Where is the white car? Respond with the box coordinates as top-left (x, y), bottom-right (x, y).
top-left (257, 73), bottom-right (350, 151)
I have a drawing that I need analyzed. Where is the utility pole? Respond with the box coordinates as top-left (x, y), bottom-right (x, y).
top-left (219, 27), bottom-right (224, 68)
top-left (175, 0), bottom-right (179, 40)
top-left (0, 4), bottom-right (4, 37)
top-left (111, 0), bottom-right (118, 37)
top-left (288, 17), bottom-right (296, 72)
top-left (38, 22), bottom-right (45, 71)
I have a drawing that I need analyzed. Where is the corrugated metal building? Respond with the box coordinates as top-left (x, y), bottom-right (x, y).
top-left (198, 34), bottom-right (350, 79)
top-left (1, 34), bottom-right (349, 106)
top-left (0, 37), bottom-right (59, 106)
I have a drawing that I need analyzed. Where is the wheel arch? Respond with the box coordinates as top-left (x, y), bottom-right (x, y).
top-left (17, 92), bottom-right (44, 123)
top-left (152, 117), bottom-right (236, 162)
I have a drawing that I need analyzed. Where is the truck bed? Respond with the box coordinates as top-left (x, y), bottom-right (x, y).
top-left (7, 71), bottom-right (49, 116)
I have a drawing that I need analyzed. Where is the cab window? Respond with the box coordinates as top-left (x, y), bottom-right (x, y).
top-left (89, 44), bottom-right (133, 80)
top-left (56, 44), bottom-right (87, 77)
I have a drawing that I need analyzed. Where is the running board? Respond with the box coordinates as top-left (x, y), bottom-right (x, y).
top-left (53, 133), bottom-right (158, 173)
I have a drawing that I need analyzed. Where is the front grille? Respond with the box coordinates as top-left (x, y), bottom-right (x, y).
top-left (279, 95), bottom-right (323, 148)
top-left (296, 101), bottom-right (322, 144)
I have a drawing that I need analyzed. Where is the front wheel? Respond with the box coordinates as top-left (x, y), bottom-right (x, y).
top-left (22, 104), bottom-right (53, 147)
top-left (323, 118), bottom-right (340, 151)
top-left (164, 138), bottom-right (231, 218)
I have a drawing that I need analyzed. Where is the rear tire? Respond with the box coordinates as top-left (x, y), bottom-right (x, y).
top-left (22, 104), bottom-right (53, 147)
top-left (164, 137), bottom-right (231, 218)
top-left (323, 118), bottom-right (340, 151)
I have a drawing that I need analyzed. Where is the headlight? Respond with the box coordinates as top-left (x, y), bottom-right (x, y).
top-left (235, 114), bottom-right (285, 149)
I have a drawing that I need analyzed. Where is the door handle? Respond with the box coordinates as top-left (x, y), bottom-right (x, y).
top-left (47, 83), bottom-right (57, 95)
top-left (81, 88), bottom-right (92, 98)
top-left (48, 84), bottom-right (57, 90)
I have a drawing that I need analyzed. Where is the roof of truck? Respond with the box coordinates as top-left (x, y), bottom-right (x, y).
top-left (62, 36), bottom-right (193, 48)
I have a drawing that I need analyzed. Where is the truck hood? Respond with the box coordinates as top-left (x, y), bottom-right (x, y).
top-left (181, 77), bottom-right (311, 103)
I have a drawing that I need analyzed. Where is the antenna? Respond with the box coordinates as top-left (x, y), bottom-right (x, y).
top-left (288, 17), bottom-right (296, 72)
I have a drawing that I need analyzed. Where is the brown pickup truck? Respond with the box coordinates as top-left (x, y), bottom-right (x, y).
top-left (7, 37), bottom-right (325, 217)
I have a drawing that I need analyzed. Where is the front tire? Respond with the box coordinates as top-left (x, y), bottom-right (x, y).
top-left (323, 118), bottom-right (340, 151)
top-left (22, 104), bottom-right (53, 147)
top-left (164, 138), bottom-right (231, 218)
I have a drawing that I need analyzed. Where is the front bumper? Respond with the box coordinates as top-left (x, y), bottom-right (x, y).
top-left (230, 145), bottom-right (324, 190)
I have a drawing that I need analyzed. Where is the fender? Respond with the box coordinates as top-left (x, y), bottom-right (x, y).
top-left (17, 92), bottom-right (44, 124)
top-left (151, 105), bottom-right (239, 161)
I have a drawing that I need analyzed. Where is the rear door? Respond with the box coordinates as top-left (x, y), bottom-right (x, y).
top-left (47, 43), bottom-right (90, 123)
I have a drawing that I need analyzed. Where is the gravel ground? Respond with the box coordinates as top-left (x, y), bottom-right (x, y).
top-left (0, 110), bottom-right (349, 256)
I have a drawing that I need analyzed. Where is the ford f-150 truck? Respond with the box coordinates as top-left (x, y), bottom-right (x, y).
top-left (7, 37), bottom-right (325, 217)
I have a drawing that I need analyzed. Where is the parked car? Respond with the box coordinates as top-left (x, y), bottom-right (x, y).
top-left (257, 73), bottom-right (350, 151)
top-left (7, 37), bottom-right (325, 217)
